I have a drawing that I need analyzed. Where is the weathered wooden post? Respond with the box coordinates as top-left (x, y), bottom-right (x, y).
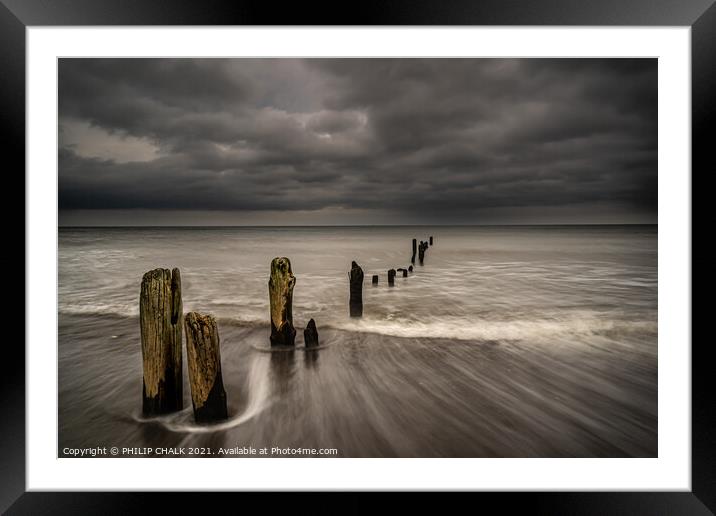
top-left (402, 268), bottom-right (408, 277)
top-left (269, 257), bottom-right (296, 346)
top-left (411, 238), bottom-right (417, 264)
top-left (349, 261), bottom-right (364, 317)
top-left (388, 269), bottom-right (396, 286)
top-left (429, 236), bottom-right (433, 246)
top-left (304, 318), bottom-right (319, 347)
top-left (372, 274), bottom-right (379, 285)
top-left (140, 268), bottom-right (183, 415)
top-left (184, 312), bottom-right (228, 422)
top-left (419, 242), bottom-right (425, 265)
top-left (408, 265), bottom-right (413, 273)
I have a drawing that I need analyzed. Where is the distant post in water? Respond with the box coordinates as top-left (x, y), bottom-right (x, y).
top-left (139, 268), bottom-right (183, 415)
top-left (408, 265), bottom-right (413, 273)
top-left (402, 268), bottom-right (408, 277)
top-left (304, 318), bottom-right (319, 348)
top-left (349, 261), bottom-right (364, 317)
top-left (388, 269), bottom-right (396, 286)
top-left (269, 257), bottom-right (296, 346)
top-left (429, 236), bottom-right (433, 246)
top-left (184, 312), bottom-right (228, 422)
top-left (372, 274), bottom-right (379, 285)
top-left (411, 238), bottom-right (417, 264)
top-left (419, 242), bottom-right (426, 265)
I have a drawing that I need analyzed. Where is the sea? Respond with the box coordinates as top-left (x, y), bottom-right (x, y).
top-left (58, 225), bottom-right (657, 457)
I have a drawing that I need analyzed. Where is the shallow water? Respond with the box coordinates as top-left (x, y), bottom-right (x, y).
top-left (58, 225), bottom-right (657, 457)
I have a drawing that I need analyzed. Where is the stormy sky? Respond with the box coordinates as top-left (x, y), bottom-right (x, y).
top-left (58, 58), bottom-right (657, 226)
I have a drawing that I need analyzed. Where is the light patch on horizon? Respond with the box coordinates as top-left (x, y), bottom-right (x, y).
top-left (59, 119), bottom-right (161, 163)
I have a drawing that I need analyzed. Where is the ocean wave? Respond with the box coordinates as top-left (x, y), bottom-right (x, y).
top-left (59, 304), bottom-right (656, 344)
top-left (59, 302), bottom-right (138, 318)
top-left (322, 314), bottom-right (657, 342)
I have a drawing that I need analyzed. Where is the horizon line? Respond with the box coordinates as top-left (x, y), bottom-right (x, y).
top-left (58, 223), bottom-right (658, 229)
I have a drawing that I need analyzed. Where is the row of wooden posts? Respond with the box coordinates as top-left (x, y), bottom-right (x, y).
top-left (139, 258), bottom-right (319, 423)
top-left (350, 235), bottom-right (434, 317)
top-left (139, 235), bottom-right (433, 423)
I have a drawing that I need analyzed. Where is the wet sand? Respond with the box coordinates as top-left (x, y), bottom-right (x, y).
top-left (59, 313), bottom-right (657, 457)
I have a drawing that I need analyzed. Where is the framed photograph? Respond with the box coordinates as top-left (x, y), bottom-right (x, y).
top-left (5, 0), bottom-right (712, 513)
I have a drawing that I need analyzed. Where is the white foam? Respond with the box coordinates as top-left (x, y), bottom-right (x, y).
top-left (328, 313), bottom-right (657, 343)
top-left (59, 302), bottom-right (137, 318)
top-left (135, 352), bottom-right (272, 434)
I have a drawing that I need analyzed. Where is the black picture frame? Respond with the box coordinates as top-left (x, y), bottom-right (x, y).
top-left (3, 1), bottom-right (712, 513)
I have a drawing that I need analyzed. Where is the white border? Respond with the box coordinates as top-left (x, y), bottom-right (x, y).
top-left (27, 27), bottom-right (691, 491)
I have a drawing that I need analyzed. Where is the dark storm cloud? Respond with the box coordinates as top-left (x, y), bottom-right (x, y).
top-left (58, 58), bottom-right (657, 223)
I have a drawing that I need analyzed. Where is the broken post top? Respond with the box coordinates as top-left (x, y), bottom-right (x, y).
top-left (304, 318), bottom-right (319, 347)
top-left (350, 261), bottom-right (364, 279)
top-left (270, 256), bottom-right (294, 278)
top-left (306, 317), bottom-right (317, 332)
top-left (141, 268), bottom-right (182, 321)
top-left (269, 257), bottom-right (296, 296)
top-left (269, 257), bottom-right (296, 326)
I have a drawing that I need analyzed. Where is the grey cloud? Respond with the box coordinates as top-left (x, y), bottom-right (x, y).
top-left (58, 58), bottom-right (657, 224)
